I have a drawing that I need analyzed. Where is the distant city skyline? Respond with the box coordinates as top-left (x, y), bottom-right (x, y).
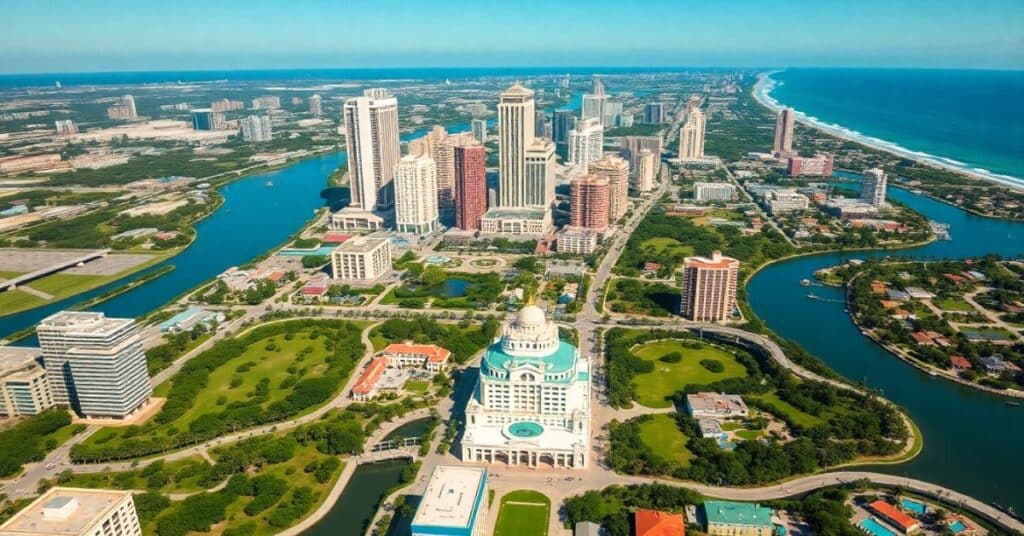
top-left (2, 0), bottom-right (1022, 73)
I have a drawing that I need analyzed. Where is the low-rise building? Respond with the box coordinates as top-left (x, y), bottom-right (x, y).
top-left (867, 499), bottom-right (920, 534)
top-left (410, 465), bottom-right (489, 536)
top-left (0, 487), bottom-right (141, 536)
top-left (697, 418), bottom-right (724, 438)
top-left (351, 356), bottom-right (390, 401)
top-left (0, 347), bottom-right (53, 417)
top-left (331, 236), bottom-right (392, 283)
top-left (479, 207), bottom-right (552, 236)
top-left (382, 342), bottom-right (452, 372)
top-left (703, 500), bottom-right (773, 536)
top-left (157, 307), bottom-right (224, 333)
top-left (685, 392), bottom-right (749, 419)
top-left (693, 182), bottom-right (736, 203)
top-left (557, 227), bottom-right (599, 254)
top-left (764, 189), bottom-right (809, 214)
top-left (634, 509), bottom-right (685, 536)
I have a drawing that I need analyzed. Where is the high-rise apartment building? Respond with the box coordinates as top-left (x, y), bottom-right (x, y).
top-left (619, 135), bottom-right (663, 174)
top-left (455, 145), bottom-right (487, 231)
top-left (408, 126), bottom-right (476, 215)
top-left (330, 236), bottom-right (392, 282)
top-left (106, 95), bottom-right (136, 120)
top-left (471, 119), bottom-right (487, 143)
top-left (344, 88), bottom-right (400, 212)
top-left (678, 109), bottom-right (706, 161)
top-left (687, 95), bottom-right (702, 114)
top-left (570, 174), bottom-right (610, 231)
top-left (251, 96), bottom-right (281, 110)
top-left (54, 120), bottom-right (78, 137)
top-left (240, 115), bottom-right (273, 142)
top-left (534, 109), bottom-right (547, 138)
top-left (860, 168), bottom-right (887, 207)
top-left (787, 155), bottom-right (834, 177)
top-left (602, 100), bottom-right (624, 128)
top-left (210, 98), bottom-right (244, 112)
top-left (191, 108), bottom-right (225, 131)
top-left (773, 108), bottom-right (795, 157)
top-left (693, 182), bottom-right (736, 202)
top-left (680, 251), bottom-right (740, 323)
top-left (0, 488), bottom-right (141, 536)
top-left (497, 82), bottom-right (553, 208)
top-left (644, 102), bottom-right (666, 124)
top-left (309, 94), bottom-right (323, 118)
top-left (635, 149), bottom-right (656, 193)
top-left (37, 311), bottom-right (152, 419)
top-left (393, 154), bottom-right (440, 235)
top-left (568, 117), bottom-right (603, 170)
top-left (582, 94), bottom-right (607, 125)
top-left (589, 155), bottom-right (629, 221)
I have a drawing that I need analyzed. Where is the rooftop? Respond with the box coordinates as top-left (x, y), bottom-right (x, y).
top-left (352, 356), bottom-right (389, 395)
top-left (411, 465), bottom-right (487, 529)
top-left (482, 207), bottom-right (548, 220)
top-left (333, 235), bottom-right (390, 254)
top-left (703, 500), bottom-right (773, 528)
top-left (482, 339), bottom-right (578, 378)
top-left (383, 342), bottom-right (451, 363)
top-left (0, 487), bottom-right (132, 535)
top-left (37, 311), bottom-right (133, 337)
top-left (635, 509), bottom-right (685, 536)
top-left (0, 346), bottom-right (42, 376)
top-left (868, 500), bottom-right (919, 531)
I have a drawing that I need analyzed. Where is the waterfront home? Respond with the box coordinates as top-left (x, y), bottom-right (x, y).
top-left (979, 355), bottom-right (1021, 375)
top-left (685, 393), bottom-right (749, 419)
top-left (703, 500), bottom-right (773, 536)
top-left (866, 500), bottom-right (920, 534)
top-left (634, 509), bottom-right (685, 536)
top-left (949, 355), bottom-right (973, 371)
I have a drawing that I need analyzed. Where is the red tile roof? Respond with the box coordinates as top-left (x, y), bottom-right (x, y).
top-left (910, 331), bottom-right (934, 345)
top-left (383, 342), bottom-right (451, 364)
top-left (634, 509), bottom-right (685, 536)
top-left (322, 232), bottom-right (351, 244)
top-left (868, 500), bottom-right (919, 532)
top-left (352, 356), bottom-right (389, 395)
top-left (950, 355), bottom-right (972, 369)
top-left (644, 262), bottom-right (662, 271)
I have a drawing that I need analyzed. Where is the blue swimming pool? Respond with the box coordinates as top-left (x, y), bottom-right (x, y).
top-left (859, 517), bottom-right (897, 536)
top-left (949, 519), bottom-right (968, 533)
top-left (901, 498), bottom-right (927, 516)
top-left (278, 245), bottom-right (337, 256)
top-left (506, 421), bottom-right (544, 438)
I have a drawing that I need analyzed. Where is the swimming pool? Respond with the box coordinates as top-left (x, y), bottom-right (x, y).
top-left (859, 517), bottom-right (897, 536)
top-left (949, 519), bottom-right (969, 533)
top-left (278, 245), bottom-right (337, 256)
top-left (506, 421), bottom-right (544, 439)
top-left (901, 498), bottom-right (927, 516)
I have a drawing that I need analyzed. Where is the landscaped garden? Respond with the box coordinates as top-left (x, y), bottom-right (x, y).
top-left (604, 278), bottom-right (679, 317)
top-left (0, 409), bottom-right (83, 478)
top-left (629, 338), bottom-right (748, 408)
top-left (494, 490), bottom-right (550, 536)
top-left (382, 266), bottom-right (504, 309)
top-left (635, 414), bottom-right (694, 468)
top-left (368, 315), bottom-right (499, 364)
top-left (71, 319), bottom-right (368, 462)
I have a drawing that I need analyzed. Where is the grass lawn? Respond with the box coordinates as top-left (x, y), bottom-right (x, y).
top-left (637, 414), bottom-right (694, 467)
top-left (0, 270), bottom-right (23, 279)
top-left (494, 490), bottom-right (550, 536)
top-left (64, 456), bottom-right (213, 494)
top-left (404, 380), bottom-right (429, 392)
top-left (630, 340), bottom-right (747, 408)
top-left (933, 297), bottom-right (975, 311)
top-left (748, 391), bottom-right (826, 429)
top-left (735, 429), bottom-right (763, 441)
top-left (640, 237), bottom-right (694, 257)
top-left (0, 289), bottom-right (45, 316)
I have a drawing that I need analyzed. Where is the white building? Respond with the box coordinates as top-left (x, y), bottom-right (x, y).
top-left (568, 117), bottom-right (603, 171)
top-left (581, 94), bottom-right (607, 126)
top-left (393, 154), bottom-right (440, 235)
top-left (37, 312), bottom-right (152, 420)
top-left (678, 109), bottom-right (706, 161)
top-left (240, 115), bottom-right (272, 142)
top-left (106, 95), bottom-right (136, 120)
top-left (0, 487), bottom-right (141, 536)
top-left (410, 466), bottom-right (489, 536)
top-left (0, 348), bottom-right (53, 417)
top-left (765, 189), bottom-right (809, 214)
top-left (381, 342), bottom-right (451, 373)
top-left (251, 96), bottom-right (281, 110)
top-left (860, 168), bottom-right (887, 207)
top-left (309, 94), bottom-right (322, 118)
top-left (557, 227), bottom-right (599, 255)
top-left (462, 305), bottom-right (591, 468)
top-left (330, 236), bottom-right (392, 283)
top-left (479, 207), bottom-right (552, 236)
top-left (693, 182), bottom-right (736, 202)
top-left (635, 149), bottom-right (656, 193)
top-left (496, 82), bottom-right (554, 209)
top-left (685, 392), bottom-right (749, 419)
top-left (343, 88), bottom-right (400, 213)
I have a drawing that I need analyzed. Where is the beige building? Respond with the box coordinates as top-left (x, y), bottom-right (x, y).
top-left (635, 149), bottom-right (656, 193)
top-left (0, 348), bottom-right (53, 417)
top-left (680, 251), bottom-right (739, 322)
top-left (393, 154), bottom-right (440, 235)
top-left (408, 125), bottom-right (477, 214)
top-left (479, 207), bottom-right (551, 235)
top-left (330, 236), bottom-right (392, 282)
top-left (678, 109), bottom-right (706, 161)
top-left (343, 89), bottom-right (400, 213)
top-left (496, 82), bottom-right (554, 209)
top-left (860, 168), bottom-right (888, 207)
top-left (0, 487), bottom-right (140, 536)
top-left (568, 117), bottom-right (603, 170)
top-left (589, 155), bottom-right (629, 221)
top-left (773, 107), bottom-right (795, 157)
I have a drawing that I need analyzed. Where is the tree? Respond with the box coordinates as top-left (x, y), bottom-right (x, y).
top-left (420, 266), bottom-right (448, 286)
top-left (301, 255), bottom-right (328, 269)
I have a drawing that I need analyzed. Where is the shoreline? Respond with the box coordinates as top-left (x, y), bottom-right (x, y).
top-left (753, 71), bottom-right (1024, 193)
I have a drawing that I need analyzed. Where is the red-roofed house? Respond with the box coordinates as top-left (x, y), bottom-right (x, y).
top-left (301, 277), bottom-right (330, 297)
top-left (871, 282), bottom-right (887, 295)
top-left (643, 262), bottom-right (662, 274)
top-left (634, 509), bottom-right (685, 536)
top-left (910, 332), bottom-right (935, 346)
top-left (868, 500), bottom-right (920, 534)
top-left (382, 341), bottom-right (452, 372)
top-left (351, 356), bottom-right (390, 401)
top-left (943, 273), bottom-right (966, 284)
top-left (950, 355), bottom-right (972, 370)
top-left (322, 232), bottom-right (351, 244)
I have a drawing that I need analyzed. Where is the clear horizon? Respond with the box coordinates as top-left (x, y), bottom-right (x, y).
top-left (2, 0), bottom-right (1022, 74)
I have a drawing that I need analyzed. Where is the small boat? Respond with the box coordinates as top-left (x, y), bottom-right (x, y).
top-left (265, 180), bottom-right (273, 187)
top-left (800, 279), bottom-right (810, 286)
top-left (1007, 401), bottom-right (1021, 407)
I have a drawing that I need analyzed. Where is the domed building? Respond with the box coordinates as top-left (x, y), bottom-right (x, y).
top-left (462, 304), bottom-right (590, 468)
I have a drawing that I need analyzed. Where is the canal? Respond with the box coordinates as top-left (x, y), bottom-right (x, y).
top-left (748, 183), bottom-right (1024, 513)
top-left (303, 459), bottom-right (409, 536)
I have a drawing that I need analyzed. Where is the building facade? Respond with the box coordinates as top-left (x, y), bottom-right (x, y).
top-left (619, 135), bottom-right (663, 174)
top-left (589, 155), bottom-right (629, 221)
top-left (454, 145), bottom-right (488, 231)
top-left (309, 94), bottom-right (322, 118)
top-left (861, 168), bottom-right (887, 207)
top-left (251, 96), bottom-right (281, 110)
top-left (557, 227), bottom-right (599, 255)
top-left (191, 109), bottom-right (225, 131)
top-left (679, 251), bottom-right (739, 322)
top-left (0, 487), bottom-right (141, 536)
top-left (462, 305), bottom-right (590, 468)
top-left (765, 189), bottom-right (809, 214)
top-left (106, 95), bottom-right (136, 120)
top-left (693, 182), bottom-right (736, 202)
top-left (471, 118), bottom-right (487, 143)
top-left (54, 120), bottom-right (78, 136)
top-left (330, 236), bottom-right (392, 282)
top-left (393, 154), bottom-right (440, 235)
top-left (479, 207), bottom-right (551, 235)
top-left (240, 115), bottom-right (272, 142)
top-left (704, 500), bottom-right (774, 536)
top-left (678, 109), bottom-right (706, 161)
top-left (787, 154), bottom-right (834, 177)
top-left (568, 117), bottom-right (603, 170)
top-left (344, 88), bottom-right (401, 212)
top-left (37, 311), bottom-right (152, 419)
top-left (0, 349), bottom-right (53, 417)
top-left (773, 108), bottom-right (795, 157)
top-left (635, 149), bottom-right (656, 192)
top-left (408, 126), bottom-right (477, 215)
top-left (644, 102), bottom-right (666, 124)
top-left (570, 174), bottom-right (610, 231)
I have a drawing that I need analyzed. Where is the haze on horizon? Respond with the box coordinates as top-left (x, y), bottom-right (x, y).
top-left (2, 0), bottom-right (1022, 74)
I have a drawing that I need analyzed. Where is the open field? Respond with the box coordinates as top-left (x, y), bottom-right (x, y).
top-left (637, 414), bottom-right (694, 467)
top-left (494, 490), bottom-right (550, 536)
top-left (630, 339), bottom-right (747, 408)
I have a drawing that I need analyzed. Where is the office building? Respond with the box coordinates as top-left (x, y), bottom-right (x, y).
top-left (309, 94), bottom-right (323, 118)
top-left (582, 94), bottom-right (607, 125)
top-left (787, 154), bottom-right (833, 177)
top-left (617, 113), bottom-right (634, 128)
top-left (393, 154), bottom-right (440, 235)
top-left (534, 109), bottom-right (547, 138)
top-left (408, 126), bottom-right (476, 215)
top-left (860, 168), bottom-right (888, 207)
top-left (496, 82), bottom-right (553, 208)
top-left (343, 88), bottom-right (400, 213)
top-left (680, 251), bottom-right (739, 322)
top-left (635, 149), bottom-right (656, 193)
top-left (479, 207), bottom-right (551, 235)
top-left (455, 145), bottom-right (487, 231)
top-left (557, 227), bottom-right (599, 255)
top-left (471, 118), bottom-right (487, 143)
top-left (570, 174), bottom-right (610, 230)
top-left (0, 487), bottom-right (141, 536)
top-left (644, 102), bottom-right (666, 124)
top-left (619, 135), bottom-right (663, 174)
top-left (552, 110), bottom-right (575, 144)
top-left (251, 96), bottom-right (281, 110)
top-left (410, 466), bottom-right (489, 536)
top-left (191, 108), bottom-right (225, 131)
top-left (330, 236), bottom-right (392, 282)
top-left (678, 108), bottom-right (706, 161)
top-left (765, 189), bottom-right (809, 214)
top-left (210, 98), bottom-right (244, 112)
top-left (602, 100), bottom-right (624, 128)
top-left (703, 500), bottom-right (774, 536)
top-left (589, 155), bottom-right (629, 221)
top-left (523, 143), bottom-right (554, 209)
top-left (568, 117), bottom-right (603, 170)
top-left (240, 115), bottom-right (272, 142)
top-left (693, 182), bottom-right (736, 202)
top-left (773, 108), bottom-right (795, 157)
top-left (37, 311), bottom-right (152, 419)
top-left (106, 95), bottom-right (136, 120)
top-left (462, 305), bottom-right (591, 468)
top-left (0, 348), bottom-right (53, 417)
top-left (54, 120), bottom-right (78, 137)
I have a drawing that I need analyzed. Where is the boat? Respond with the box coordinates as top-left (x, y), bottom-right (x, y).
top-left (1007, 401), bottom-right (1021, 407)
top-left (265, 180), bottom-right (273, 187)
top-left (800, 279), bottom-right (811, 286)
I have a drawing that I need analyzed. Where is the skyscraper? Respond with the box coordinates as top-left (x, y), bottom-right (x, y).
top-left (678, 109), bottom-right (706, 161)
top-left (592, 77), bottom-right (605, 96)
top-left (773, 108), bottom-right (795, 157)
top-left (568, 117), bottom-right (603, 170)
top-left (589, 155), bottom-right (629, 221)
top-left (860, 168), bottom-right (887, 207)
top-left (471, 119), bottom-right (487, 143)
top-left (686, 95), bottom-right (702, 115)
top-left (240, 115), bottom-right (272, 142)
top-left (393, 154), bottom-right (440, 235)
top-left (680, 251), bottom-right (739, 323)
top-left (497, 82), bottom-right (553, 208)
top-left (106, 95), bottom-right (136, 120)
top-left (455, 145), bottom-right (487, 231)
top-left (570, 174), bottom-right (610, 231)
top-left (552, 110), bottom-right (575, 144)
top-left (619, 135), bottom-right (663, 174)
top-left (636, 149), bottom-right (656, 193)
top-left (309, 94), bottom-right (323, 118)
top-left (408, 126), bottom-right (476, 216)
top-left (644, 102), bottom-right (665, 124)
top-left (534, 109), bottom-right (547, 138)
top-left (37, 311), bottom-right (152, 419)
top-left (602, 100), bottom-right (624, 128)
top-left (344, 88), bottom-right (400, 212)
top-left (191, 109), bottom-right (224, 131)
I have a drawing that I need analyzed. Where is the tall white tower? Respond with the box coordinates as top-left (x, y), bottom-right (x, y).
top-left (343, 88), bottom-right (400, 212)
top-left (393, 154), bottom-right (440, 235)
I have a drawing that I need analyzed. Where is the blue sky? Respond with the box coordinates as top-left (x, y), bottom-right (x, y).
top-left (2, 0), bottom-right (1022, 73)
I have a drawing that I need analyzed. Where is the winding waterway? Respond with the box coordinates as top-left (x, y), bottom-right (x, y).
top-left (748, 184), bottom-right (1024, 513)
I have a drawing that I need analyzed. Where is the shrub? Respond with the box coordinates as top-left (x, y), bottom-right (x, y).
top-left (699, 359), bottom-right (725, 373)
top-left (659, 352), bottom-right (683, 363)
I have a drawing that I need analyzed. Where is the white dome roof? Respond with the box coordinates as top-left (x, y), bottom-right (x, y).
top-left (517, 304), bottom-right (546, 327)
